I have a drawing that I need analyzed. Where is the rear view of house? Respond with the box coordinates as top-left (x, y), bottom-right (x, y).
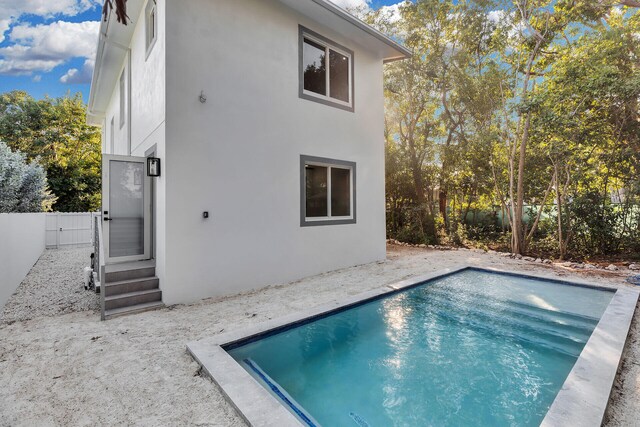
top-left (88, 0), bottom-right (410, 318)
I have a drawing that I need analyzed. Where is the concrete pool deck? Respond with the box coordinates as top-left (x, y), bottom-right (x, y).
top-left (1, 244), bottom-right (639, 425)
top-left (188, 266), bottom-right (639, 427)
top-left (543, 285), bottom-right (638, 426)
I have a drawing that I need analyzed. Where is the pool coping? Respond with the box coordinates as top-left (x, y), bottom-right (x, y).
top-left (186, 265), bottom-right (639, 427)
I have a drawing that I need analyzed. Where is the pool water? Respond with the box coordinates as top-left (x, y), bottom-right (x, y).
top-left (227, 269), bottom-right (613, 426)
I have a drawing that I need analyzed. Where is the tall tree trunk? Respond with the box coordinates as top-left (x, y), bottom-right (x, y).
top-left (439, 127), bottom-right (455, 231)
top-left (409, 151), bottom-right (425, 206)
top-left (509, 3), bottom-right (547, 253)
top-left (439, 190), bottom-right (448, 227)
top-left (512, 111), bottom-right (531, 254)
top-left (555, 165), bottom-right (565, 260)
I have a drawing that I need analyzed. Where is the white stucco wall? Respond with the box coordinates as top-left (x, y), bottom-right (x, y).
top-left (0, 213), bottom-right (46, 308)
top-left (103, 0), bottom-right (166, 157)
top-left (129, 0), bottom-right (166, 158)
top-left (100, 0), bottom-right (167, 287)
top-left (162, 0), bottom-right (387, 304)
top-left (103, 60), bottom-right (129, 155)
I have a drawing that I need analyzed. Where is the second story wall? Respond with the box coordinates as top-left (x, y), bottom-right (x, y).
top-left (103, 0), bottom-right (166, 156)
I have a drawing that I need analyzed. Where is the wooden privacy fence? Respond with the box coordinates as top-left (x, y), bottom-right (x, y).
top-left (45, 212), bottom-right (101, 249)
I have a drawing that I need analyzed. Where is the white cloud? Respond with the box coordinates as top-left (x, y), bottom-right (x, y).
top-left (0, 0), bottom-right (100, 46)
top-left (0, 18), bottom-right (10, 43)
top-left (0, 20), bottom-right (100, 75)
top-left (329, 0), bottom-right (372, 10)
top-left (487, 10), bottom-right (506, 23)
top-left (0, 0), bottom-right (99, 21)
top-left (379, 2), bottom-right (409, 23)
top-left (60, 58), bottom-right (94, 84)
top-left (32, 74), bottom-right (41, 82)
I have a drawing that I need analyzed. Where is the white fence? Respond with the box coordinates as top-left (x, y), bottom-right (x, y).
top-left (45, 212), bottom-right (100, 249)
top-left (0, 213), bottom-right (46, 309)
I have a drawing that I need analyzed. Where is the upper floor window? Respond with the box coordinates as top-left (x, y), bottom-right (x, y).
top-left (119, 69), bottom-right (126, 128)
top-left (110, 117), bottom-right (115, 153)
top-left (299, 26), bottom-right (354, 112)
top-left (145, 0), bottom-right (157, 57)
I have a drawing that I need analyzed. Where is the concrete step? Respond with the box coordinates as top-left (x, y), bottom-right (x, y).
top-left (103, 277), bottom-right (160, 297)
top-left (104, 289), bottom-right (162, 311)
top-left (104, 301), bottom-right (165, 320)
top-left (105, 261), bottom-right (156, 283)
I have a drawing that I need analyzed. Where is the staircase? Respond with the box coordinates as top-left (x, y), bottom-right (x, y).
top-left (101, 260), bottom-right (164, 320)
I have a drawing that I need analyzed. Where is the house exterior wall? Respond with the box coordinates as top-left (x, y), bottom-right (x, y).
top-left (103, 71), bottom-right (127, 155)
top-left (162, 0), bottom-right (387, 304)
top-left (101, 0), bottom-right (167, 285)
top-left (103, 0), bottom-right (166, 157)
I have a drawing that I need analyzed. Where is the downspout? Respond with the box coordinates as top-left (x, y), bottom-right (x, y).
top-left (127, 49), bottom-right (132, 155)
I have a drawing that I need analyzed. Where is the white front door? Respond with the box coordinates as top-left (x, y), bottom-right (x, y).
top-left (102, 155), bottom-right (151, 263)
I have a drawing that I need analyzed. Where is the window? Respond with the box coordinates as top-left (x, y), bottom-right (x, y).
top-left (119, 69), bottom-right (126, 129)
top-left (299, 26), bottom-right (354, 112)
top-left (110, 117), bottom-right (115, 153)
top-left (300, 155), bottom-right (356, 226)
top-left (145, 0), bottom-right (157, 56)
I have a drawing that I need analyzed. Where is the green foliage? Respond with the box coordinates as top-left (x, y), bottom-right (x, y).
top-left (364, 0), bottom-right (640, 258)
top-left (0, 91), bottom-right (101, 212)
top-left (528, 8), bottom-right (640, 258)
top-left (0, 140), bottom-right (56, 212)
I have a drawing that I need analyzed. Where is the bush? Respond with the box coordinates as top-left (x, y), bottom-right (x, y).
top-left (0, 141), bottom-right (55, 212)
top-left (568, 192), bottom-right (621, 257)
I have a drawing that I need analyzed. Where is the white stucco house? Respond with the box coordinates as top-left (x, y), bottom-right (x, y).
top-left (87, 0), bottom-right (410, 319)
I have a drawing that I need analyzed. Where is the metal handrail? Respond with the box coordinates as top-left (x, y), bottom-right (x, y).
top-left (93, 215), bottom-right (107, 320)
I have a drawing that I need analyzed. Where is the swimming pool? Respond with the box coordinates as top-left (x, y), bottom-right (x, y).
top-left (187, 266), bottom-right (639, 427)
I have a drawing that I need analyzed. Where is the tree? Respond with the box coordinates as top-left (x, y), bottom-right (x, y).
top-left (529, 8), bottom-right (640, 257)
top-left (368, 0), bottom-right (511, 244)
top-left (377, 1), bottom-right (444, 242)
top-left (364, 0), bottom-right (639, 258)
top-left (0, 141), bottom-right (55, 213)
top-left (0, 91), bottom-right (102, 212)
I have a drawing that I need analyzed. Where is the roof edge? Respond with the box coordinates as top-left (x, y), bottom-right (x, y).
top-left (309, 0), bottom-right (411, 60)
top-left (87, 12), bottom-right (111, 123)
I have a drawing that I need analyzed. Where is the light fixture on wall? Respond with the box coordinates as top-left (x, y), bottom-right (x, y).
top-left (147, 157), bottom-right (161, 177)
top-left (199, 91), bottom-right (207, 103)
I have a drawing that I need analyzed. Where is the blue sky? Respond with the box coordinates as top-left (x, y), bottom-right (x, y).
top-left (0, 0), bottom-right (403, 103)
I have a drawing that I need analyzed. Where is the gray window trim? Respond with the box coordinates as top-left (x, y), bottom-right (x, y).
top-left (300, 155), bottom-right (356, 227)
top-left (109, 116), bottom-right (115, 153)
top-left (119, 69), bottom-right (126, 129)
top-left (298, 25), bottom-right (355, 113)
top-left (145, 0), bottom-right (157, 60)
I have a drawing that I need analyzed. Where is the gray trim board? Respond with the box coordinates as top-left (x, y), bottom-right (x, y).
top-left (187, 266), bottom-right (638, 427)
top-left (298, 25), bottom-right (355, 113)
top-left (143, 144), bottom-right (157, 158)
top-left (299, 155), bottom-right (356, 227)
top-left (144, 144), bottom-right (157, 260)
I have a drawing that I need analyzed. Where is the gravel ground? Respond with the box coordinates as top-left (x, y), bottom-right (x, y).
top-left (0, 247), bottom-right (99, 324)
top-left (0, 245), bottom-right (637, 426)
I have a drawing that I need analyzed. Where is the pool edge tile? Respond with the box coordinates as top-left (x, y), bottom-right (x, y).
top-left (541, 287), bottom-right (639, 427)
top-left (186, 341), bottom-right (304, 427)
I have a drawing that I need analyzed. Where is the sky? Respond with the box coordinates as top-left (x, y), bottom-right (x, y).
top-left (0, 0), bottom-right (404, 103)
